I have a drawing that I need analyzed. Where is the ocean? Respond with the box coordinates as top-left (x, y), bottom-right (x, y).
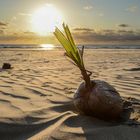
top-left (0, 44), bottom-right (140, 50)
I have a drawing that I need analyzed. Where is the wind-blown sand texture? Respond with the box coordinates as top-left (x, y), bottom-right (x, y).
top-left (0, 49), bottom-right (140, 140)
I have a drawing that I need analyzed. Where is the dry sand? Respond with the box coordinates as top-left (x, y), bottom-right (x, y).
top-left (0, 49), bottom-right (140, 140)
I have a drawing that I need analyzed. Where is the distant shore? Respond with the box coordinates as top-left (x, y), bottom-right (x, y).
top-left (0, 44), bottom-right (140, 50)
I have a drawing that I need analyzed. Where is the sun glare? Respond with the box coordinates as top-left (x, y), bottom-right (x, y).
top-left (40, 44), bottom-right (55, 50)
top-left (31, 5), bottom-right (63, 36)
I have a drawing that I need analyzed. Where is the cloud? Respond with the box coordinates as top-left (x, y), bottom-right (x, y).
top-left (23, 31), bottom-right (36, 35)
top-left (0, 27), bottom-right (6, 30)
top-left (0, 28), bottom-right (140, 45)
top-left (11, 16), bottom-right (17, 21)
top-left (83, 6), bottom-right (93, 10)
top-left (0, 30), bottom-right (4, 34)
top-left (0, 21), bottom-right (8, 26)
top-left (99, 13), bottom-right (104, 17)
top-left (74, 28), bottom-right (94, 32)
top-left (117, 30), bottom-right (134, 34)
top-left (0, 32), bottom-right (55, 44)
top-left (118, 24), bottom-right (130, 28)
top-left (73, 28), bottom-right (140, 44)
top-left (126, 6), bottom-right (138, 12)
top-left (18, 13), bottom-right (32, 16)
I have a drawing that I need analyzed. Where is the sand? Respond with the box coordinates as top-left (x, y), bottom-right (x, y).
top-left (0, 49), bottom-right (140, 140)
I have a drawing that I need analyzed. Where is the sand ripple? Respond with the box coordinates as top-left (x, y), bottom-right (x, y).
top-left (0, 49), bottom-right (140, 140)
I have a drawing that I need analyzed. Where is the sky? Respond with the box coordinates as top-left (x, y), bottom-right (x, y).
top-left (0, 0), bottom-right (140, 44)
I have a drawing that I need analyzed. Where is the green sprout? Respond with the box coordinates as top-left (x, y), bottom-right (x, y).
top-left (54, 23), bottom-right (92, 91)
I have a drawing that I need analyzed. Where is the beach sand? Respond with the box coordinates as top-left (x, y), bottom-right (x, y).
top-left (0, 49), bottom-right (140, 140)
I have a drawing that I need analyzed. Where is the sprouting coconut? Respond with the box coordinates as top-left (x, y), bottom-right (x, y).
top-left (54, 23), bottom-right (123, 120)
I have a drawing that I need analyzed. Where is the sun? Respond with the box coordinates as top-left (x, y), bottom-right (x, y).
top-left (31, 5), bottom-right (63, 36)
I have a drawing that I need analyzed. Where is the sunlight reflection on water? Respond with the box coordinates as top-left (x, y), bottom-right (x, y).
top-left (40, 44), bottom-right (55, 50)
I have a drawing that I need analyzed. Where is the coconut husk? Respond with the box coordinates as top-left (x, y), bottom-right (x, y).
top-left (74, 80), bottom-right (123, 120)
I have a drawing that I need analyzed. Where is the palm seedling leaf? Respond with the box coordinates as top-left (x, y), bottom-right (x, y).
top-left (54, 24), bottom-right (92, 90)
top-left (54, 23), bottom-right (84, 68)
